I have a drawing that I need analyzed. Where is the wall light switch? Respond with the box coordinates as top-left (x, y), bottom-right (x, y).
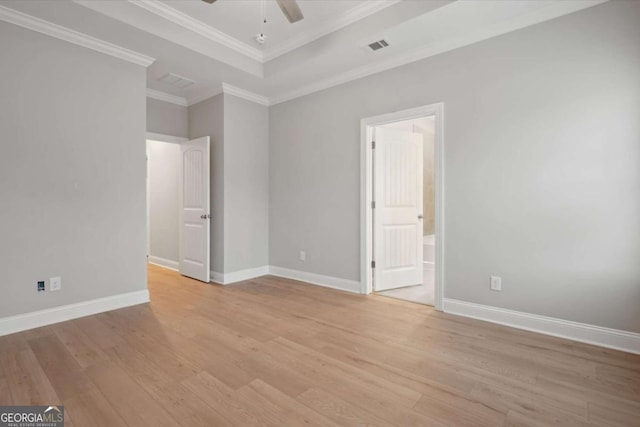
top-left (490, 276), bottom-right (502, 291)
top-left (50, 277), bottom-right (61, 292)
top-left (299, 251), bottom-right (306, 262)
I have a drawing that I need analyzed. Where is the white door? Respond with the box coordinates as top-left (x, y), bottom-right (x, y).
top-left (373, 127), bottom-right (424, 291)
top-left (179, 137), bottom-right (210, 282)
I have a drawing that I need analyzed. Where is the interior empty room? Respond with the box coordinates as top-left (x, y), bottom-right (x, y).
top-left (1, 0), bottom-right (639, 426)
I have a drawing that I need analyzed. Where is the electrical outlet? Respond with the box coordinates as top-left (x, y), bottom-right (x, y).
top-left (490, 276), bottom-right (502, 291)
top-left (299, 250), bottom-right (306, 262)
top-left (50, 277), bottom-right (61, 292)
top-left (37, 281), bottom-right (45, 292)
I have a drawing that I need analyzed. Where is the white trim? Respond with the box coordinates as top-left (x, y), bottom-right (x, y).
top-left (443, 299), bottom-right (640, 355)
top-left (211, 265), bottom-right (360, 293)
top-left (146, 140), bottom-right (151, 259)
top-left (146, 132), bottom-right (188, 144)
top-left (146, 89), bottom-right (188, 107)
top-left (209, 265), bottom-right (361, 293)
top-left (224, 266), bottom-right (269, 284)
top-left (360, 103), bottom-right (445, 310)
top-left (148, 256), bottom-right (179, 271)
top-left (268, 266), bottom-right (361, 294)
top-left (262, 0), bottom-right (402, 62)
top-left (0, 5), bottom-right (155, 67)
top-left (0, 290), bottom-right (150, 337)
top-left (222, 83), bottom-right (270, 106)
top-left (129, 0), bottom-right (263, 62)
top-left (209, 266), bottom-right (270, 285)
top-left (269, 0), bottom-right (607, 105)
top-left (187, 86), bottom-right (224, 107)
top-left (128, 0), bottom-right (399, 63)
top-left (210, 271), bottom-right (224, 285)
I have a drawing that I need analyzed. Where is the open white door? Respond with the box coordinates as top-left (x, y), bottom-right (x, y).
top-left (373, 127), bottom-right (423, 291)
top-left (179, 137), bottom-right (210, 282)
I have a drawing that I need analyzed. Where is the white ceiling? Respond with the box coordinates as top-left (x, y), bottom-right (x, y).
top-left (0, 0), bottom-right (607, 106)
top-left (164, 0), bottom-right (380, 58)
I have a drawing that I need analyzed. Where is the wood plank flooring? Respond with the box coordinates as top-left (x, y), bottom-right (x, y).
top-left (1, 264), bottom-right (639, 426)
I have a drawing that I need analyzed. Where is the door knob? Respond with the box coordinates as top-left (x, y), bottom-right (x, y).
top-left (418, 215), bottom-right (424, 220)
top-left (200, 214), bottom-right (210, 219)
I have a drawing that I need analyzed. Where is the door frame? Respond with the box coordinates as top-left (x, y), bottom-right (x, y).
top-left (359, 103), bottom-right (445, 310)
top-left (145, 132), bottom-right (188, 266)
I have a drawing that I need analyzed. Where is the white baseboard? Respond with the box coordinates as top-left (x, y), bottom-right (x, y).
top-left (443, 298), bottom-right (640, 355)
top-left (209, 265), bottom-right (360, 294)
top-left (211, 270), bottom-right (224, 284)
top-left (148, 256), bottom-right (179, 271)
top-left (210, 265), bottom-right (269, 285)
top-left (268, 266), bottom-right (361, 294)
top-left (0, 290), bottom-right (150, 337)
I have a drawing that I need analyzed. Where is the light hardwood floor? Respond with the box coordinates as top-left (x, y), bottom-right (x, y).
top-left (1, 264), bottom-right (639, 426)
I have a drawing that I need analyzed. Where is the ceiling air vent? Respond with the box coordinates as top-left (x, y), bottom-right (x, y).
top-left (158, 73), bottom-right (195, 89)
top-left (368, 39), bottom-right (390, 51)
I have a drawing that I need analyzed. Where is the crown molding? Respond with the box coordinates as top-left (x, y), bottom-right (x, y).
top-left (146, 89), bottom-right (188, 107)
top-left (129, 0), bottom-right (263, 62)
top-left (128, 0), bottom-right (400, 64)
top-left (186, 86), bottom-right (224, 107)
top-left (262, 0), bottom-right (402, 62)
top-left (222, 83), bottom-right (270, 106)
top-left (186, 84), bottom-right (269, 107)
top-left (156, 0), bottom-right (609, 108)
top-left (0, 4), bottom-right (155, 67)
top-left (269, 0), bottom-right (608, 105)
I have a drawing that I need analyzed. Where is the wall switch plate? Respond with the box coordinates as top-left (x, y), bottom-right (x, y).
top-left (490, 276), bottom-right (502, 291)
top-left (50, 277), bottom-right (61, 292)
top-left (37, 281), bottom-right (45, 292)
top-left (299, 250), bottom-right (306, 262)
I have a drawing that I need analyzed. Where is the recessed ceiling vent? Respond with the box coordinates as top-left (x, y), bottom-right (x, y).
top-left (368, 39), bottom-right (390, 51)
top-left (158, 73), bottom-right (195, 89)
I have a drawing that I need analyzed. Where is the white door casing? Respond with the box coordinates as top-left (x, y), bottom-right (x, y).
top-left (179, 136), bottom-right (210, 282)
top-left (373, 127), bottom-right (424, 291)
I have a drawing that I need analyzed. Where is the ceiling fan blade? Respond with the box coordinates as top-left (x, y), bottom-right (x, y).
top-left (275, 0), bottom-right (304, 23)
top-left (201, 0), bottom-right (217, 4)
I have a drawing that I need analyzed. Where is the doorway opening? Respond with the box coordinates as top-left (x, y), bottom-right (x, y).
top-left (146, 133), bottom-right (211, 283)
top-left (360, 104), bottom-right (444, 309)
top-left (146, 135), bottom-right (185, 272)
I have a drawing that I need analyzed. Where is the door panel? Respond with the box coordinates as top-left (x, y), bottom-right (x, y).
top-left (179, 137), bottom-right (210, 282)
top-left (374, 127), bottom-right (423, 291)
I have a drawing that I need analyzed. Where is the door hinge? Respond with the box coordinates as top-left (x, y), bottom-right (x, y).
top-left (371, 200), bottom-right (376, 209)
top-left (371, 260), bottom-right (376, 269)
top-left (371, 140), bottom-right (376, 149)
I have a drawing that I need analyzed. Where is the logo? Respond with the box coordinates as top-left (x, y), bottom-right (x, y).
top-left (0, 405), bottom-right (64, 427)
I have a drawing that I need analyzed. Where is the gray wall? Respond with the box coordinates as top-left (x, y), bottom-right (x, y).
top-left (188, 94), bottom-right (225, 273)
top-left (147, 98), bottom-right (188, 138)
top-left (223, 94), bottom-right (269, 273)
top-left (148, 141), bottom-right (180, 263)
top-left (0, 22), bottom-right (147, 317)
top-left (269, 1), bottom-right (640, 332)
top-left (188, 93), bottom-right (269, 275)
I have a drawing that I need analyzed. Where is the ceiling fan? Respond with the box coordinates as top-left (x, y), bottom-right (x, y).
top-left (201, 0), bottom-right (304, 24)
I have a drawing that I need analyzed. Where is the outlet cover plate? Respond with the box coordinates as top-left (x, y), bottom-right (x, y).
top-left (50, 277), bottom-right (61, 292)
top-left (490, 275), bottom-right (502, 291)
